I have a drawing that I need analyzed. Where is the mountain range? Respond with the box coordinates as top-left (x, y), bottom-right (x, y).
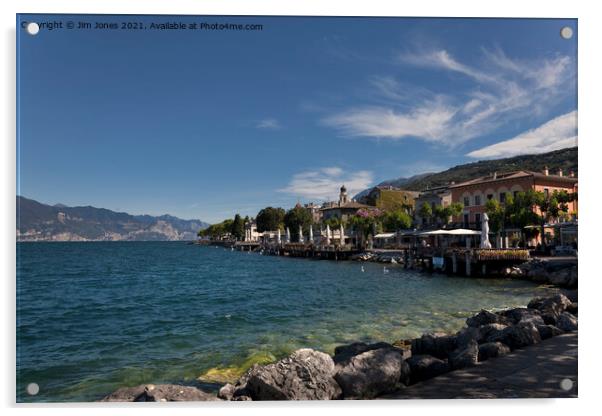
top-left (355, 147), bottom-right (578, 198)
top-left (16, 196), bottom-right (209, 242)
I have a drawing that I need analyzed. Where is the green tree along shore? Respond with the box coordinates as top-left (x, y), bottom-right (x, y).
top-left (485, 189), bottom-right (577, 247)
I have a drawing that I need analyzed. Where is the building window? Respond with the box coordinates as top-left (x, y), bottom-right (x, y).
top-left (463, 196), bottom-right (470, 207)
top-left (513, 191), bottom-right (519, 198)
top-left (487, 194), bottom-right (493, 200)
top-left (431, 202), bottom-right (436, 210)
top-left (474, 195), bottom-right (481, 206)
top-left (544, 188), bottom-right (549, 198)
top-left (499, 192), bottom-right (506, 203)
top-left (463, 214), bottom-right (469, 228)
top-left (475, 213), bottom-right (481, 229)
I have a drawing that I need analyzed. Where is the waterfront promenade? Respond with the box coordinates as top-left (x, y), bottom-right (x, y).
top-left (381, 332), bottom-right (578, 399)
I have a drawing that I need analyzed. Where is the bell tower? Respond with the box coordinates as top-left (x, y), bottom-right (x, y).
top-left (339, 184), bottom-right (348, 205)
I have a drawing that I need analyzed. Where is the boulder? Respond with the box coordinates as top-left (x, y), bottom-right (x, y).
top-left (218, 383), bottom-right (235, 401)
top-left (136, 384), bottom-right (220, 402)
top-left (528, 294), bottom-right (572, 321)
top-left (536, 324), bottom-right (564, 340)
top-left (399, 360), bottom-right (411, 387)
top-left (448, 340), bottom-right (479, 370)
top-left (102, 384), bottom-right (219, 402)
top-left (411, 332), bottom-right (457, 359)
top-left (101, 385), bottom-right (147, 402)
top-left (478, 323), bottom-right (508, 340)
top-left (478, 342), bottom-right (510, 361)
top-left (455, 326), bottom-right (482, 347)
top-left (499, 307), bottom-right (543, 325)
top-left (334, 347), bottom-right (405, 399)
top-left (556, 312), bottom-right (578, 332)
top-left (333, 341), bottom-right (402, 365)
top-left (486, 322), bottom-right (541, 350)
top-left (406, 355), bottom-right (450, 384)
top-left (466, 310), bottom-right (509, 327)
top-left (239, 348), bottom-right (342, 400)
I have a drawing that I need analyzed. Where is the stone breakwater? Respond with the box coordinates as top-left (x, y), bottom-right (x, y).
top-left (508, 258), bottom-right (578, 288)
top-left (102, 293), bottom-right (577, 402)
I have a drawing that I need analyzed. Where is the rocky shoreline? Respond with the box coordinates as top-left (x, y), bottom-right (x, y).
top-left (102, 291), bottom-right (578, 402)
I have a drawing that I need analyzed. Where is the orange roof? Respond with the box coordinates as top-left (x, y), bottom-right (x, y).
top-left (449, 170), bottom-right (577, 188)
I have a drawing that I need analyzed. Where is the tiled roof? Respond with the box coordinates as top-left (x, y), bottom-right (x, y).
top-left (449, 170), bottom-right (577, 188)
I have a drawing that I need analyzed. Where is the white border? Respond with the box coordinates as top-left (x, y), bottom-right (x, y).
top-left (3, 1), bottom-right (601, 415)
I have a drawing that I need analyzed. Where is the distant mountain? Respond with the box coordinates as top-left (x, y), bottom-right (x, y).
top-left (356, 147), bottom-right (578, 197)
top-left (16, 196), bottom-right (209, 242)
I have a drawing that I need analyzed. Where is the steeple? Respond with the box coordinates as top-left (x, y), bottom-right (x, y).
top-left (339, 184), bottom-right (348, 205)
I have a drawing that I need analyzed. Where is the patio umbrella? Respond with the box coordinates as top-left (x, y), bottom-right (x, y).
top-left (481, 213), bottom-right (492, 249)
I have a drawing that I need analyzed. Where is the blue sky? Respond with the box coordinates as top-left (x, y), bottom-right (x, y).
top-left (17, 15), bottom-right (577, 223)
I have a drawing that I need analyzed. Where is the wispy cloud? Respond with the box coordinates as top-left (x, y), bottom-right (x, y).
top-left (466, 111), bottom-right (577, 159)
top-left (256, 118), bottom-right (281, 130)
top-left (323, 47), bottom-right (575, 147)
top-left (278, 167), bottom-right (373, 201)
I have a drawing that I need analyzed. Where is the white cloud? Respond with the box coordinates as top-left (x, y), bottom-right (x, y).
top-left (324, 48), bottom-right (575, 147)
top-left (323, 100), bottom-right (456, 142)
top-left (278, 167), bottom-right (373, 201)
top-left (466, 111), bottom-right (577, 159)
top-left (256, 118), bottom-right (281, 130)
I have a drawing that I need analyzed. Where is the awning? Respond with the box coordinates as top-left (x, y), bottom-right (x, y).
top-left (446, 229), bottom-right (482, 236)
top-left (374, 233), bottom-right (396, 239)
top-left (418, 229), bottom-right (481, 236)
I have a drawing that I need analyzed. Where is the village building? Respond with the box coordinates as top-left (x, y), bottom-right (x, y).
top-left (449, 168), bottom-right (578, 231)
top-left (304, 202), bottom-right (322, 223)
top-left (320, 185), bottom-right (372, 222)
top-left (243, 221), bottom-right (262, 242)
top-left (414, 185), bottom-right (453, 226)
top-left (358, 186), bottom-right (419, 213)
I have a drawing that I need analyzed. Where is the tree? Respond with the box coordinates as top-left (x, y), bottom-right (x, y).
top-left (433, 202), bottom-right (463, 225)
top-left (284, 206), bottom-right (313, 242)
top-left (349, 209), bottom-right (382, 248)
top-left (323, 216), bottom-right (342, 230)
top-left (381, 209), bottom-right (412, 232)
top-left (231, 214), bottom-right (245, 241)
top-left (255, 207), bottom-right (285, 232)
top-left (198, 219), bottom-right (234, 239)
top-left (418, 202), bottom-right (433, 225)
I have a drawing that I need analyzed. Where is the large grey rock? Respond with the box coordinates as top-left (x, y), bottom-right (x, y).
top-left (406, 355), bottom-right (450, 384)
top-left (101, 385), bottom-right (147, 402)
top-left (567, 302), bottom-right (578, 316)
top-left (239, 348), bottom-right (341, 400)
top-left (333, 341), bottom-right (403, 365)
top-left (478, 342), bottom-right (510, 361)
top-left (557, 312), bottom-right (578, 332)
top-left (449, 340), bottom-right (479, 370)
top-left (486, 322), bottom-right (541, 350)
top-left (334, 347), bottom-right (404, 399)
top-left (411, 332), bottom-right (457, 359)
top-left (478, 323), bottom-right (508, 340)
top-left (455, 326), bottom-right (482, 347)
top-left (399, 360), bottom-right (411, 387)
top-left (218, 383), bottom-right (235, 401)
top-left (499, 307), bottom-right (543, 325)
top-left (466, 310), bottom-right (509, 327)
top-left (102, 384), bottom-right (219, 402)
top-left (528, 294), bottom-right (572, 322)
top-left (536, 324), bottom-right (564, 340)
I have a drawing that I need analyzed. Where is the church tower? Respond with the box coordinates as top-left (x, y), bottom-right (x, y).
top-left (339, 184), bottom-right (348, 205)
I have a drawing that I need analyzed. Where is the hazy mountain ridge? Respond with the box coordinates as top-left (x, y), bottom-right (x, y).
top-left (356, 147), bottom-right (578, 197)
top-left (17, 196), bottom-right (209, 242)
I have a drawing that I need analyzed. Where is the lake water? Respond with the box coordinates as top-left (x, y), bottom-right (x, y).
top-left (16, 242), bottom-right (556, 402)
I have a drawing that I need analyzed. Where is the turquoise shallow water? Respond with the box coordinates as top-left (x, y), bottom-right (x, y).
top-left (17, 242), bottom-right (556, 402)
